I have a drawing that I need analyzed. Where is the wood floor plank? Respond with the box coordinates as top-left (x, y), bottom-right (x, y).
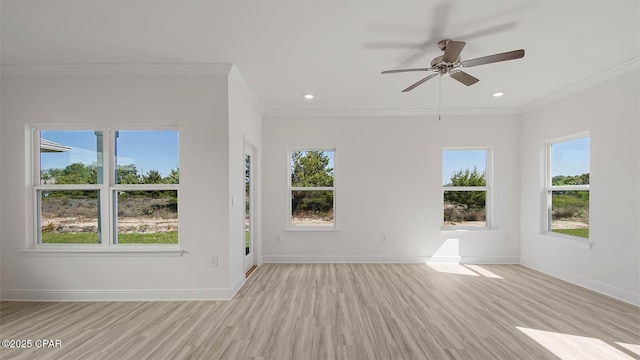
top-left (1, 264), bottom-right (638, 359)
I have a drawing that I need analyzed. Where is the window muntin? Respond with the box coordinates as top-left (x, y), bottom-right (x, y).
top-left (289, 150), bottom-right (335, 228)
top-left (34, 128), bottom-right (179, 247)
top-left (442, 149), bottom-right (490, 228)
top-left (547, 136), bottom-right (590, 238)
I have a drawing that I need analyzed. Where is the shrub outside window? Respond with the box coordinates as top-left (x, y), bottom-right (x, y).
top-left (443, 148), bottom-right (491, 229)
top-left (289, 149), bottom-right (335, 229)
top-left (34, 128), bottom-right (179, 246)
top-left (546, 135), bottom-right (590, 239)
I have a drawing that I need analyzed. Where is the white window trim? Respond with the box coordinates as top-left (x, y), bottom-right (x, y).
top-left (31, 126), bottom-right (180, 252)
top-left (442, 147), bottom-right (493, 230)
top-left (544, 132), bottom-right (590, 243)
top-left (287, 148), bottom-right (337, 231)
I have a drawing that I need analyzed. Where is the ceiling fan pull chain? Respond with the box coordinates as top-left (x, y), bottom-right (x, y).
top-left (439, 76), bottom-right (442, 121)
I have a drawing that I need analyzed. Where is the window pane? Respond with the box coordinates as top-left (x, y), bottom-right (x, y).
top-left (40, 130), bottom-right (103, 185)
top-left (39, 190), bottom-right (100, 244)
top-left (551, 137), bottom-right (590, 185)
top-left (114, 190), bottom-right (178, 244)
top-left (443, 150), bottom-right (486, 186)
top-left (291, 190), bottom-right (334, 226)
top-left (290, 151), bottom-right (334, 187)
top-left (115, 130), bottom-right (179, 184)
top-left (444, 190), bottom-right (486, 227)
top-left (551, 190), bottom-right (589, 238)
top-left (245, 154), bottom-right (251, 256)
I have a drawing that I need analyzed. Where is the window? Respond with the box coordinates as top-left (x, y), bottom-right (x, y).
top-left (289, 149), bottom-right (335, 229)
top-left (546, 135), bottom-right (590, 239)
top-left (35, 128), bottom-right (179, 246)
top-left (442, 148), bottom-right (491, 228)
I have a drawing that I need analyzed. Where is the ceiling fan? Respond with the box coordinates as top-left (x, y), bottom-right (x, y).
top-left (381, 39), bottom-right (525, 92)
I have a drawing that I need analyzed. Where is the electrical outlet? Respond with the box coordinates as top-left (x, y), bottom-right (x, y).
top-left (211, 256), bottom-right (218, 267)
top-left (382, 234), bottom-right (387, 241)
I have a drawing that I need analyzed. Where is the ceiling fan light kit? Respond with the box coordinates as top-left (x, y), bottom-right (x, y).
top-left (382, 39), bottom-right (525, 92)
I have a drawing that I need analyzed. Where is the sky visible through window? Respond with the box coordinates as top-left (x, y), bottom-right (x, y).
top-left (291, 151), bottom-right (335, 169)
top-left (443, 150), bottom-right (486, 185)
top-left (41, 130), bottom-right (179, 177)
top-left (551, 137), bottom-right (590, 177)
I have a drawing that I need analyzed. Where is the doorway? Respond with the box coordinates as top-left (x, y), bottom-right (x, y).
top-left (244, 143), bottom-right (256, 277)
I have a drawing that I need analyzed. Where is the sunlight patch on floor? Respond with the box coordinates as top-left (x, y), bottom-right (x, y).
top-left (616, 343), bottom-right (640, 356)
top-left (464, 264), bottom-right (503, 279)
top-left (517, 327), bottom-right (636, 360)
top-left (426, 263), bottom-right (504, 278)
top-left (427, 263), bottom-right (479, 276)
top-left (428, 238), bottom-right (504, 278)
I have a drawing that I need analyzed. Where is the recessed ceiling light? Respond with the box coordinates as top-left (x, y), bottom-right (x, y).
top-left (303, 94), bottom-right (314, 100)
top-left (493, 92), bottom-right (504, 97)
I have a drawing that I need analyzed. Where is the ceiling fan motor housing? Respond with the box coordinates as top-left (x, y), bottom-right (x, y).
top-left (431, 55), bottom-right (460, 75)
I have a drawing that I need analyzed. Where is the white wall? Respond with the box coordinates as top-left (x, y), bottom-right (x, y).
top-left (0, 65), bottom-right (238, 300)
top-left (0, 71), bottom-right (3, 285)
top-left (520, 68), bottom-right (640, 305)
top-left (3, 62), bottom-right (636, 306)
top-left (228, 67), bottom-right (263, 290)
top-left (262, 114), bottom-right (521, 263)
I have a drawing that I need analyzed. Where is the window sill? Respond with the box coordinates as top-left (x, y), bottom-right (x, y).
top-left (286, 227), bottom-right (339, 232)
top-left (441, 227), bottom-right (496, 232)
top-left (21, 246), bottom-right (183, 256)
top-left (542, 232), bottom-right (593, 249)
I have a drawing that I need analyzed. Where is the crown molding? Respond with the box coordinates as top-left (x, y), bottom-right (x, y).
top-left (0, 63), bottom-right (234, 76)
top-left (520, 56), bottom-right (640, 114)
top-left (264, 107), bottom-right (520, 118)
top-left (4, 57), bottom-right (637, 117)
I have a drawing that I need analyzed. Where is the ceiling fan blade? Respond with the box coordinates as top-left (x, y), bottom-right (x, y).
top-left (450, 71), bottom-right (479, 86)
top-left (401, 73), bottom-right (438, 92)
top-left (443, 41), bottom-right (466, 62)
top-left (461, 49), bottom-right (525, 68)
top-left (381, 68), bottom-right (435, 74)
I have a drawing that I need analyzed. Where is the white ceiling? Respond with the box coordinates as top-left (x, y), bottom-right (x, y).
top-left (2, 0), bottom-right (638, 114)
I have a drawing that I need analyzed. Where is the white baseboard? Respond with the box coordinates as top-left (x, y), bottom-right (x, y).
top-left (521, 258), bottom-right (640, 306)
top-left (228, 276), bottom-right (246, 299)
top-left (263, 254), bottom-right (519, 264)
top-left (263, 255), bottom-right (430, 263)
top-left (1, 288), bottom-right (238, 302)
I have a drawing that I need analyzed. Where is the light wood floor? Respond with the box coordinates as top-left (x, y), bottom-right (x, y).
top-left (1, 264), bottom-right (638, 359)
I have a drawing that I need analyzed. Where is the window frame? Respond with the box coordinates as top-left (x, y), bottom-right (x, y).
top-left (544, 132), bottom-right (590, 240)
top-left (442, 147), bottom-right (493, 230)
top-left (287, 148), bottom-right (337, 231)
top-left (32, 126), bottom-right (179, 249)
